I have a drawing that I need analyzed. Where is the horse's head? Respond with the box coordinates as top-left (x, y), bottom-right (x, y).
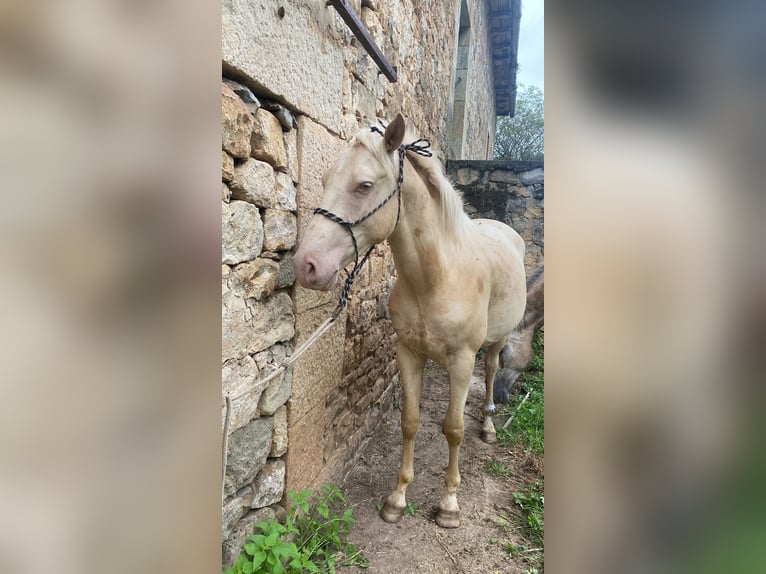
top-left (295, 113), bottom-right (408, 290)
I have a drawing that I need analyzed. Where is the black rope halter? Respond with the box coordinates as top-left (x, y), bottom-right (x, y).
top-left (314, 125), bottom-right (432, 319)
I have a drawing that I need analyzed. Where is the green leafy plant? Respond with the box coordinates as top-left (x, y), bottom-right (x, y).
top-left (224, 485), bottom-right (368, 574)
top-left (403, 502), bottom-right (418, 516)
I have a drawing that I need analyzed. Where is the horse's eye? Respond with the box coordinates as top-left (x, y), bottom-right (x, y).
top-left (359, 182), bottom-right (373, 192)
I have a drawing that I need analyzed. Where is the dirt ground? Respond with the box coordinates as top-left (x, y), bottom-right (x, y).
top-left (341, 361), bottom-right (543, 574)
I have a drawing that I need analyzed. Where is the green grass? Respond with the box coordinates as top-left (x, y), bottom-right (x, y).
top-left (224, 485), bottom-right (368, 574)
top-left (484, 459), bottom-right (513, 478)
top-left (496, 329), bottom-right (544, 454)
top-left (512, 480), bottom-right (544, 547)
top-left (492, 330), bottom-right (544, 570)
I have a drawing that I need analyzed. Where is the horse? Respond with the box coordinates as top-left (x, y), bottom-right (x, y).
top-left (294, 114), bottom-right (526, 528)
top-left (493, 264), bottom-right (544, 404)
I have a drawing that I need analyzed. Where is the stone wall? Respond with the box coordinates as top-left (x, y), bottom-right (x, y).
top-left (448, 160), bottom-right (544, 272)
top-left (221, 82), bottom-right (298, 567)
top-left (461, 0), bottom-right (497, 159)
top-left (221, 2), bottom-right (504, 565)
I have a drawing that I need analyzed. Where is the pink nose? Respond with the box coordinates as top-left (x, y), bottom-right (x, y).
top-left (301, 256), bottom-right (318, 287)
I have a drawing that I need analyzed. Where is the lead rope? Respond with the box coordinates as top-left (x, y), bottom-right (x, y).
top-left (221, 131), bottom-right (431, 501)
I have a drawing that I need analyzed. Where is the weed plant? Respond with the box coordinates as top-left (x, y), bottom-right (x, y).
top-left (224, 485), bottom-right (368, 574)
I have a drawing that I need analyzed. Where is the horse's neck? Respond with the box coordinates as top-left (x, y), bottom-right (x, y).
top-left (387, 166), bottom-right (450, 292)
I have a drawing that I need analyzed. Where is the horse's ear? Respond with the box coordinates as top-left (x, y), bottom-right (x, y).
top-left (384, 113), bottom-right (405, 152)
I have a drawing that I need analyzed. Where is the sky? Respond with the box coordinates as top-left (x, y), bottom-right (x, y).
top-left (516, 0), bottom-right (544, 91)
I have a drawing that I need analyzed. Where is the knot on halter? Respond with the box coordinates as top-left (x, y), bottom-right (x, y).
top-left (402, 138), bottom-right (433, 157)
top-left (369, 121), bottom-right (433, 158)
top-left (314, 124), bottom-right (433, 318)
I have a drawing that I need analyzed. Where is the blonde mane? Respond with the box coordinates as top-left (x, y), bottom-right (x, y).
top-left (353, 126), bottom-right (471, 241)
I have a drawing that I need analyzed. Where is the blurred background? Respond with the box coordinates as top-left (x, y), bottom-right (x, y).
top-left (546, 1), bottom-right (765, 573)
top-left (0, 1), bottom-right (221, 573)
top-left (0, 1), bottom-right (763, 573)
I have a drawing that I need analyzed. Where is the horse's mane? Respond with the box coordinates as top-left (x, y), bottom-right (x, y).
top-left (353, 126), bottom-right (470, 241)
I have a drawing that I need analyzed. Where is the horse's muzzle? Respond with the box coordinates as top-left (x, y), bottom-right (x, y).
top-left (294, 250), bottom-right (339, 291)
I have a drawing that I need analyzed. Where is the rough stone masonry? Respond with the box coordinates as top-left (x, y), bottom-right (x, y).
top-left (221, 82), bottom-right (297, 567)
top-left (448, 159), bottom-right (544, 273)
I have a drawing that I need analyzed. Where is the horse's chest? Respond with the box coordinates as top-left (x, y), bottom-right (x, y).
top-left (389, 288), bottom-right (484, 357)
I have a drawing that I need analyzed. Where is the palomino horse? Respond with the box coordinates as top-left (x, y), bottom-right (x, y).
top-left (294, 114), bottom-right (526, 528)
top-left (493, 264), bottom-right (544, 403)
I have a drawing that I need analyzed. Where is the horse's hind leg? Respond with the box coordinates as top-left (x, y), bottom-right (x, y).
top-left (380, 342), bottom-right (425, 523)
top-left (481, 340), bottom-right (506, 444)
top-left (436, 351), bottom-right (475, 528)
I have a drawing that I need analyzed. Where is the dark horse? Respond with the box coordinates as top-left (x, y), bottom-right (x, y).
top-left (493, 264), bottom-right (544, 403)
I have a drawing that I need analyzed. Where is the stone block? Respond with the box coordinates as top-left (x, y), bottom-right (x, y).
top-left (222, 507), bottom-right (276, 568)
top-left (230, 159), bottom-right (275, 207)
top-left (251, 108), bottom-right (287, 169)
top-left (354, 81), bottom-right (377, 124)
top-left (258, 368), bottom-right (292, 416)
top-left (276, 253), bottom-right (295, 289)
top-left (223, 78), bottom-right (259, 105)
top-left (261, 101), bottom-right (295, 131)
top-left (222, 183), bottom-right (231, 203)
top-left (232, 258), bottom-right (279, 301)
top-left (262, 209), bottom-right (297, 252)
top-left (221, 288), bottom-right (295, 360)
top-left (224, 416), bottom-right (274, 497)
top-left (222, 486), bottom-right (254, 541)
top-left (526, 204), bottom-right (544, 219)
top-left (293, 278), bottom-right (341, 316)
top-left (222, 200), bottom-right (262, 265)
top-left (296, 116), bottom-right (345, 210)
top-left (521, 167), bottom-right (544, 186)
top-left (283, 129), bottom-right (298, 183)
top-left (489, 169), bottom-right (520, 184)
top-left (340, 114), bottom-right (360, 140)
top-left (367, 249), bottom-right (394, 285)
top-left (274, 172), bottom-right (297, 211)
top-left (222, 355), bottom-right (266, 433)
top-left (231, 160), bottom-right (297, 211)
top-left (290, 304), bottom-right (346, 424)
top-left (454, 167), bottom-right (481, 185)
top-left (285, 401), bottom-right (324, 492)
top-left (251, 460), bottom-right (286, 508)
top-left (222, 0), bottom-right (344, 134)
top-left (270, 406), bottom-right (288, 457)
top-left (222, 150), bottom-right (234, 182)
top-left (222, 83), bottom-right (252, 159)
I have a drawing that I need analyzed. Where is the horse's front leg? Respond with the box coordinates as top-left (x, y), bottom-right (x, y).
top-left (380, 342), bottom-right (425, 523)
top-left (436, 350), bottom-right (476, 528)
top-left (481, 339), bottom-right (506, 443)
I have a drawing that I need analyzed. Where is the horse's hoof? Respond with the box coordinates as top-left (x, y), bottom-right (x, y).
top-left (435, 509), bottom-right (460, 528)
top-left (379, 501), bottom-right (404, 523)
top-left (481, 429), bottom-right (498, 444)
